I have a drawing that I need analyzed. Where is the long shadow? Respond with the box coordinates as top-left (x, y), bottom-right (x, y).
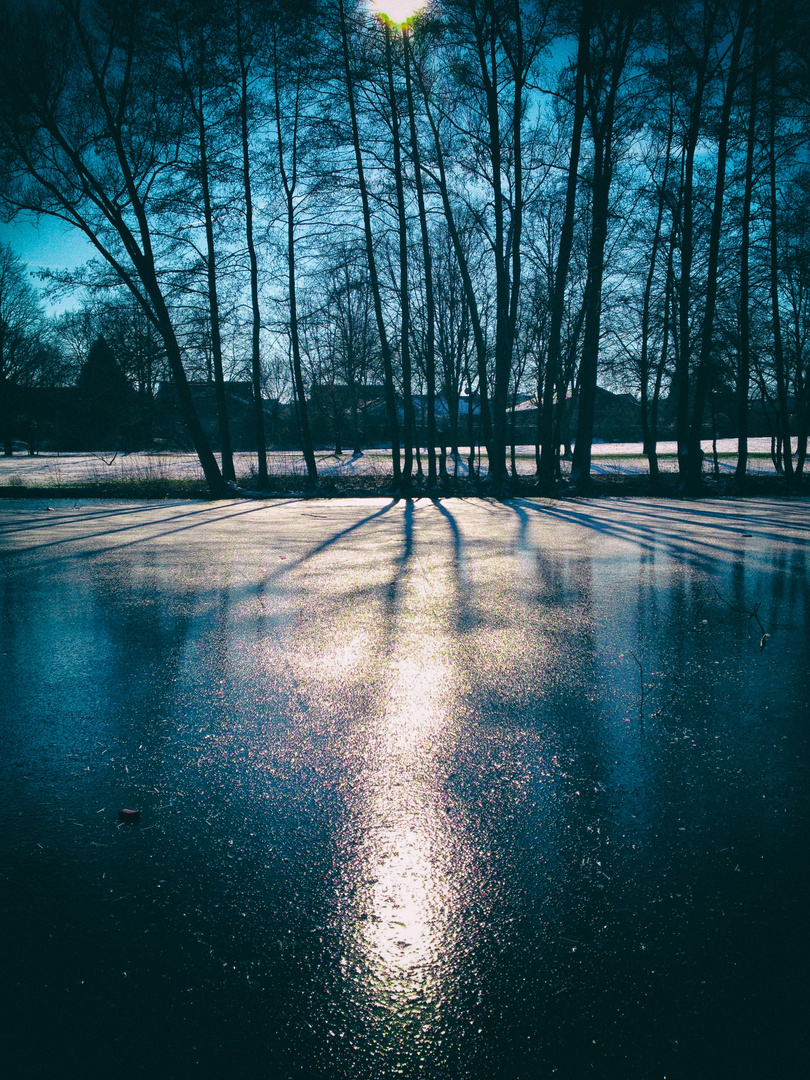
top-left (274, 499), bottom-right (398, 577)
top-left (584, 496), bottom-right (810, 544)
top-left (511, 498), bottom-right (718, 569)
top-left (0, 502), bottom-right (184, 533)
top-left (177, 499), bottom-right (402, 614)
top-left (574, 496), bottom-right (809, 539)
top-left (510, 499), bottom-right (581, 609)
top-left (380, 498), bottom-right (414, 633)
top-left (5, 499), bottom-right (401, 625)
top-left (431, 505), bottom-right (629, 995)
top-left (431, 498), bottom-right (473, 637)
top-left (0, 500), bottom-right (306, 561)
top-left (510, 498), bottom-right (808, 571)
top-left (431, 499), bottom-right (463, 574)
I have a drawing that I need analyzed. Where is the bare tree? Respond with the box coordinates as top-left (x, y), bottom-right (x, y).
top-left (336, 0), bottom-right (402, 487)
top-left (685, 0), bottom-right (748, 493)
top-left (538, 1), bottom-right (590, 491)
top-left (270, 12), bottom-right (319, 489)
top-left (0, 0), bottom-right (228, 495)
top-left (170, 0), bottom-right (237, 481)
top-left (0, 242), bottom-right (49, 454)
top-left (570, 0), bottom-right (638, 489)
top-left (234, 0), bottom-right (270, 487)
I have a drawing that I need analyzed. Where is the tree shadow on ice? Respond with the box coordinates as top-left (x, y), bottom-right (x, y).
top-left (430, 498), bottom-right (476, 637)
top-left (594, 496), bottom-right (810, 543)
top-left (0, 499), bottom-right (303, 561)
top-left (509, 497), bottom-right (808, 574)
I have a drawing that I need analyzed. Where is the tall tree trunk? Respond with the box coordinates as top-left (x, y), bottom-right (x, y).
top-left (570, 144), bottom-right (611, 487)
top-left (384, 22), bottom-right (415, 490)
top-left (505, 0), bottom-right (526, 489)
top-left (152, 290), bottom-right (227, 497)
top-left (473, 0), bottom-right (522, 493)
top-left (676, 4), bottom-right (718, 482)
top-left (338, 0), bottom-right (401, 486)
top-left (465, 363), bottom-right (476, 476)
top-left (285, 200), bottom-right (317, 488)
top-left (735, 4), bottom-right (760, 482)
top-left (129, 222), bottom-right (227, 496)
top-left (196, 81), bottom-right (236, 484)
top-left (687, 3), bottom-right (747, 493)
top-left (236, 0), bottom-right (268, 489)
top-left (273, 44), bottom-right (317, 490)
top-left (768, 31), bottom-right (793, 482)
top-left (538, 2), bottom-right (589, 491)
top-left (571, 11), bottom-right (632, 489)
top-left (178, 24), bottom-right (236, 484)
top-left (510, 368), bottom-right (520, 479)
top-left (403, 29), bottom-right (437, 487)
top-left (647, 227), bottom-right (677, 480)
top-left (415, 63), bottom-right (493, 464)
top-left (639, 92), bottom-right (675, 481)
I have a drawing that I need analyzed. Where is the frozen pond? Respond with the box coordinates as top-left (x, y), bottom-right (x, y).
top-left (1, 497), bottom-right (808, 1079)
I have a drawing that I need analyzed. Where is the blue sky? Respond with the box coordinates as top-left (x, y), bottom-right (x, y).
top-left (0, 212), bottom-right (94, 312)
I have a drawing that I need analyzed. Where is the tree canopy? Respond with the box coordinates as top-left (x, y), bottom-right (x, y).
top-left (0, 0), bottom-right (808, 491)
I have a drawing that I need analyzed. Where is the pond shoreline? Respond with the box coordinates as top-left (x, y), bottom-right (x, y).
top-left (1, 471), bottom-right (806, 501)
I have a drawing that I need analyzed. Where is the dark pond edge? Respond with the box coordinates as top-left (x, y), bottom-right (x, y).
top-left (1, 472), bottom-right (807, 502)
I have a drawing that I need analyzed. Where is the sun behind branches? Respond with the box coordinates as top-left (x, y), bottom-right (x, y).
top-left (370, 0), bottom-right (424, 26)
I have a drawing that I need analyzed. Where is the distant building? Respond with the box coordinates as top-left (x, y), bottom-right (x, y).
top-left (154, 381), bottom-right (278, 450)
top-left (5, 386), bottom-right (81, 452)
top-left (308, 383), bottom-right (392, 450)
top-left (506, 387), bottom-right (643, 447)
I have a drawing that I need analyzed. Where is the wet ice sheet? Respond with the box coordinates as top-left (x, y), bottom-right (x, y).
top-left (0, 497), bottom-right (808, 1079)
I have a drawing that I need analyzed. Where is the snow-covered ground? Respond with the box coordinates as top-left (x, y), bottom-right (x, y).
top-left (0, 437), bottom-right (796, 486)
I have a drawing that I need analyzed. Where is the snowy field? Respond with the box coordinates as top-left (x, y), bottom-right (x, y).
top-left (0, 438), bottom-right (796, 488)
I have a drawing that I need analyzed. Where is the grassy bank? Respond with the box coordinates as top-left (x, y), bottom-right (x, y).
top-left (1, 470), bottom-right (805, 501)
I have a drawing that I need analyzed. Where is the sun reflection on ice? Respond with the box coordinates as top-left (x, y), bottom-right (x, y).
top-left (313, 632), bottom-right (371, 682)
top-left (342, 638), bottom-right (472, 1028)
top-left (323, 502), bottom-right (489, 1067)
top-left (382, 655), bottom-right (450, 754)
top-left (359, 654), bottom-right (454, 992)
top-left (365, 823), bottom-right (440, 976)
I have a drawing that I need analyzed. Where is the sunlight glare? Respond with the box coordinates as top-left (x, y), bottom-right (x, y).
top-left (355, 651), bottom-right (460, 994)
top-left (370, 0), bottom-right (424, 26)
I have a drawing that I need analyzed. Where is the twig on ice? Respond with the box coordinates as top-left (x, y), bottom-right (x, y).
top-left (629, 650), bottom-right (645, 724)
top-left (711, 583), bottom-right (770, 649)
top-left (651, 689), bottom-right (677, 719)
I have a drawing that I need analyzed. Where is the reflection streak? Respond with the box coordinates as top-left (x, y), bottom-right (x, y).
top-left (336, 504), bottom-right (475, 1052)
top-left (360, 653), bottom-right (453, 990)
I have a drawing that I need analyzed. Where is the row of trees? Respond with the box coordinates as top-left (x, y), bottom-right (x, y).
top-left (0, 240), bottom-right (169, 451)
top-left (1, 0), bottom-right (808, 494)
top-left (0, 243), bottom-right (69, 454)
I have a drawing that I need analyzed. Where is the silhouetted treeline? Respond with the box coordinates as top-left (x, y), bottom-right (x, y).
top-left (0, 0), bottom-right (808, 492)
